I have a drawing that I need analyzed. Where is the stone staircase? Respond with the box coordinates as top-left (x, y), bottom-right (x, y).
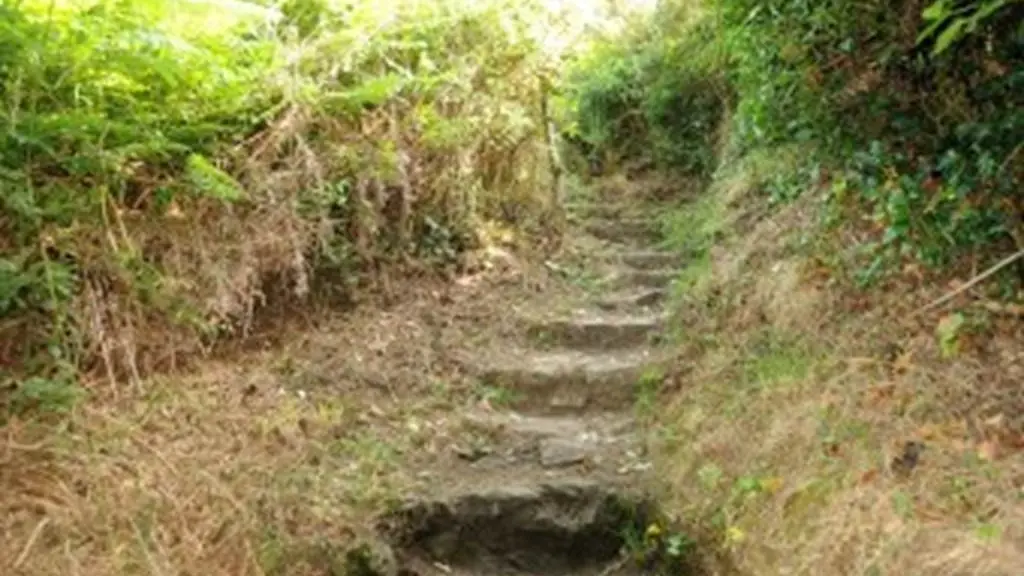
top-left (372, 204), bottom-right (682, 576)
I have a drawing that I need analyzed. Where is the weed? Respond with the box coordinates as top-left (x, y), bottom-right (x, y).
top-left (473, 383), bottom-right (521, 408)
top-left (634, 365), bottom-right (666, 419)
top-left (2, 0), bottom-right (572, 393)
top-left (739, 330), bottom-right (814, 390)
top-left (621, 519), bottom-right (702, 575)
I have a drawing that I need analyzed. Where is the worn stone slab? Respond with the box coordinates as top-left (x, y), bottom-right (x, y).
top-left (595, 288), bottom-right (667, 311)
top-left (477, 349), bottom-right (659, 413)
top-left (608, 251), bottom-right (679, 270)
top-left (605, 269), bottom-right (677, 290)
top-left (584, 219), bottom-right (660, 244)
top-left (526, 310), bottom-right (666, 350)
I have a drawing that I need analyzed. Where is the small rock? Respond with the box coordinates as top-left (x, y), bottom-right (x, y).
top-left (617, 461), bottom-right (654, 475)
top-left (539, 437), bottom-right (592, 468)
top-left (549, 394), bottom-right (587, 410)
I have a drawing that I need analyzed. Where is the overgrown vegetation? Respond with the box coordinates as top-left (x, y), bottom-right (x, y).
top-left (565, 0), bottom-right (1023, 282)
top-left (559, 3), bottom-right (728, 177)
top-left (563, 0), bottom-right (1024, 574)
top-left (1, 0), bottom-right (571, 410)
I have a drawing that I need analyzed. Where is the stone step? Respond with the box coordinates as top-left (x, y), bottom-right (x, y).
top-left (609, 250), bottom-right (678, 271)
top-left (605, 269), bottom-right (677, 290)
top-left (584, 218), bottom-right (661, 244)
top-left (565, 202), bottom-right (646, 221)
top-left (460, 410), bottom-right (637, 468)
top-left (462, 410), bottom-right (632, 440)
top-left (475, 349), bottom-right (660, 414)
top-left (525, 310), bottom-right (667, 350)
top-left (380, 479), bottom-right (655, 576)
top-left (594, 288), bottom-right (667, 311)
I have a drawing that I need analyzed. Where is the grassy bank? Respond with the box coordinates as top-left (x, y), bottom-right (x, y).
top-left (653, 151), bottom-right (1024, 574)
top-left (558, 0), bottom-right (1023, 573)
top-left (1, 0), bottom-right (568, 411)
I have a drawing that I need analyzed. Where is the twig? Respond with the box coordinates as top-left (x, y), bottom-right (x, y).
top-left (977, 300), bottom-right (1024, 317)
top-left (998, 142), bottom-right (1022, 174)
top-left (13, 517), bottom-right (50, 569)
top-left (596, 554), bottom-right (630, 576)
top-left (915, 248), bottom-right (1024, 314)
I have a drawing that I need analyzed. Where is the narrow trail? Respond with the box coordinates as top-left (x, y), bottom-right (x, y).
top-left (374, 199), bottom-right (682, 576)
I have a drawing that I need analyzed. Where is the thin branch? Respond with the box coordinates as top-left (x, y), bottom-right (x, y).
top-left (915, 247), bottom-right (1024, 314)
top-left (13, 517), bottom-right (50, 569)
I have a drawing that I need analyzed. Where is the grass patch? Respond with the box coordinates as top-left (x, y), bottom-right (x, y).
top-left (739, 330), bottom-right (815, 390)
top-left (0, 349), bottom-right (459, 574)
top-left (473, 382), bottom-right (522, 408)
top-left (651, 146), bottom-right (1024, 575)
top-left (634, 365), bottom-right (666, 421)
top-left (658, 190), bottom-right (728, 258)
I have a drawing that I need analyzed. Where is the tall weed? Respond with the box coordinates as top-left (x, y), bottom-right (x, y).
top-left (0, 0), bottom-right (567, 409)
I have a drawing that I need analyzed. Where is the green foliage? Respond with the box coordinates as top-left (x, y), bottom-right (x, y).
top-left (713, 0), bottom-right (1023, 277)
top-left (186, 154), bottom-right (245, 202)
top-left (568, 0), bottom-right (1022, 284)
top-left (918, 0), bottom-right (1020, 55)
top-left (0, 0), bottom-right (567, 410)
top-left (561, 6), bottom-right (729, 177)
top-left (5, 375), bottom-right (85, 416)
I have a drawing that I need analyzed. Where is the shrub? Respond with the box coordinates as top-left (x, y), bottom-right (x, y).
top-left (567, 0), bottom-right (1023, 282)
top-left (0, 0), bottom-right (564, 409)
top-left (713, 0), bottom-right (1024, 276)
top-left (560, 3), bottom-right (730, 178)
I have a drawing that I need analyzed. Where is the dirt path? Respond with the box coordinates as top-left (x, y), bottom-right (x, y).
top-left (370, 202), bottom-right (683, 576)
top-left (1, 193), bottom-right (690, 576)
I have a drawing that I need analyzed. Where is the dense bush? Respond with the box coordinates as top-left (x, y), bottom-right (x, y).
top-left (0, 0), bottom-right (565, 410)
top-left (566, 0), bottom-right (1023, 282)
top-left (560, 5), bottom-right (729, 178)
top-left (716, 0), bottom-right (1024, 279)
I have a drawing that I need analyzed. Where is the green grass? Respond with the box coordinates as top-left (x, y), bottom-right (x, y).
top-left (658, 191), bottom-right (728, 258)
top-left (1, 0), bottom-right (569, 401)
top-left (739, 330), bottom-right (815, 390)
top-left (634, 365), bottom-right (666, 420)
top-left (473, 382), bottom-right (522, 408)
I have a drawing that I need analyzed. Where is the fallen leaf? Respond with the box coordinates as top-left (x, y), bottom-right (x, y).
top-left (917, 423), bottom-right (941, 441)
top-left (858, 468), bottom-right (879, 485)
top-left (1007, 434), bottom-right (1024, 450)
top-left (978, 440), bottom-right (1000, 462)
top-left (983, 413), bottom-right (1006, 429)
top-left (761, 476), bottom-right (785, 494)
top-left (166, 201), bottom-right (185, 219)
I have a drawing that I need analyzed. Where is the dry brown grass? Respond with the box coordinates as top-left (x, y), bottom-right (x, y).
top-left (6, 1), bottom-right (568, 399)
top-left (1, 256), bottom-right (563, 576)
top-left (2, 355), bottom-right (419, 575)
top-left (651, 156), bottom-right (1024, 576)
top-left (69, 79), bottom-right (560, 386)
